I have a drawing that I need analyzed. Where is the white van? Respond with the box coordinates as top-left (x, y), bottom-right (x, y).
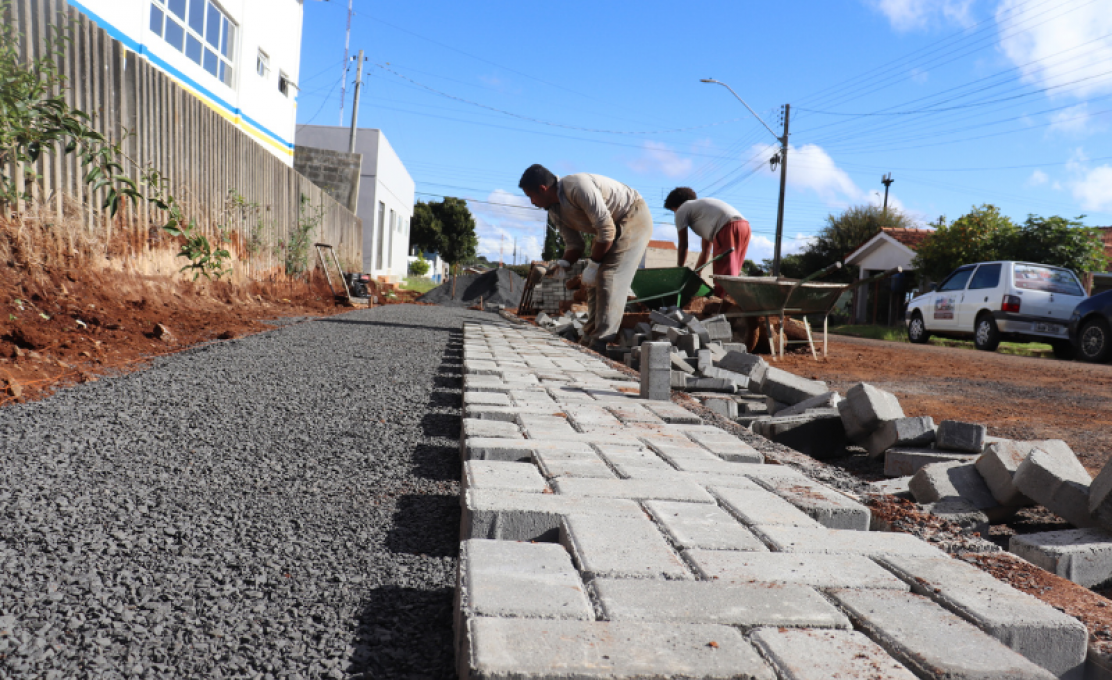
top-left (905, 261), bottom-right (1087, 358)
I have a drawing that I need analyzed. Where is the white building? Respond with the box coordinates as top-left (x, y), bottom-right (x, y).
top-left (69, 0), bottom-right (303, 164)
top-left (295, 126), bottom-right (415, 281)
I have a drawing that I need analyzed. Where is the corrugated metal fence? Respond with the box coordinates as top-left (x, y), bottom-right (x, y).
top-left (3, 0), bottom-right (362, 279)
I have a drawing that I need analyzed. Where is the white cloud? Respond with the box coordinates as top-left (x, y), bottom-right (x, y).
top-left (627, 141), bottom-right (694, 179)
top-left (1072, 166), bottom-right (1112, 211)
top-left (746, 234), bottom-right (777, 265)
top-left (996, 0), bottom-right (1112, 99)
top-left (1026, 169), bottom-right (1049, 186)
top-left (869, 0), bottom-right (975, 31)
top-left (1047, 103), bottom-right (1103, 137)
top-left (466, 190), bottom-right (547, 264)
top-left (750, 142), bottom-right (864, 206)
top-left (910, 68), bottom-right (930, 84)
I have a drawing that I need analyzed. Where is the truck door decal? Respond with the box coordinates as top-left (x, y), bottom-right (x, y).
top-left (934, 296), bottom-right (955, 320)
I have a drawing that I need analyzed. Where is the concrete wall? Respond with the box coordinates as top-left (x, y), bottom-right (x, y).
top-left (71, 0), bottom-right (303, 164)
top-left (295, 126), bottom-right (415, 280)
top-left (294, 147), bottom-right (362, 214)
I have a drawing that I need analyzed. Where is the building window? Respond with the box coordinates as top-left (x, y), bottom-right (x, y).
top-left (257, 50), bottom-right (269, 78)
top-left (149, 0), bottom-right (237, 88)
top-left (278, 71), bottom-right (295, 97)
top-left (375, 202), bottom-right (386, 270)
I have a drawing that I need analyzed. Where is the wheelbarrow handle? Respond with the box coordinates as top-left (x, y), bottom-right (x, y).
top-left (851, 266), bottom-right (903, 288)
top-left (692, 248), bottom-right (734, 274)
top-left (794, 260), bottom-right (842, 286)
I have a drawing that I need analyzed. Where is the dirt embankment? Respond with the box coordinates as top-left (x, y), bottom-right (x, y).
top-left (776, 334), bottom-right (1112, 474)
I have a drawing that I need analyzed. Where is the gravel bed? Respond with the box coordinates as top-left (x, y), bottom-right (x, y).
top-left (0, 304), bottom-right (487, 679)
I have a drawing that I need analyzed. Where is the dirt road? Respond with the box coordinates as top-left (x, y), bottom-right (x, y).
top-left (776, 335), bottom-right (1112, 474)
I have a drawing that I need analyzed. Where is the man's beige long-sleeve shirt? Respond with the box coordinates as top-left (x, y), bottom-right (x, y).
top-left (546, 173), bottom-right (643, 250)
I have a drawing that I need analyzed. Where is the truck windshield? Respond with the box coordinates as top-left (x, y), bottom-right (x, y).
top-left (1013, 264), bottom-right (1084, 296)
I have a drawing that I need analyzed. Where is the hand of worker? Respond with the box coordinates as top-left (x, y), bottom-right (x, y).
top-left (547, 259), bottom-right (571, 280)
top-left (581, 260), bottom-right (600, 287)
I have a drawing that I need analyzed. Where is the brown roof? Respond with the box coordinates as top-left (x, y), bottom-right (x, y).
top-left (1096, 227), bottom-right (1112, 258)
top-left (881, 227), bottom-right (933, 251)
top-left (647, 240), bottom-right (676, 250)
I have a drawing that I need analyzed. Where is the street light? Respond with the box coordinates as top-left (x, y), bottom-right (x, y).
top-left (701, 78), bottom-right (790, 277)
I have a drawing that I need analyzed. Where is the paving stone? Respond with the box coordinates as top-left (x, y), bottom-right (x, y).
top-left (753, 525), bottom-right (943, 557)
top-left (877, 555), bottom-right (1088, 678)
top-left (463, 374), bottom-right (513, 393)
top-left (700, 394), bottom-right (737, 419)
top-left (884, 447), bottom-right (978, 477)
top-left (676, 333), bottom-right (701, 356)
top-left (1010, 528), bottom-right (1112, 587)
top-left (685, 431), bottom-right (763, 463)
top-left (670, 352), bottom-right (696, 374)
top-left (458, 539), bottom-right (593, 622)
top-left (922, 497), bottom-right (990, 536)
top-left (594, 445), bottom-right (674, 477)
top-left (650, 309), bottom-right (683, 327)
top-left (462, 489), bottom-right (642, 541)
top-left (687, 550), bottom-right (909, 590)
top-left (976, 440), bottom-right (1038, 507)
top-left (606, 403), bottom-right (664, 424)
top-left (860, 416), bottom-right (937, 458)
top-left (752, 411), bottom-right (849, 460)
top-left (829, 588), bottom-right (1057, 680)
top-left (1014, 445), bottom-right (1096, 528)
top-left (750, 476), bottom-right (870, 530)
top-left (639, 341), bottom-right (672, 401)
top-left (750, 628), bottom-right (918, 680)
top-left (594, 579), bottom-right (848, 628)
top-left (736, 463), bottom-right (811, 485)
top-left (868, 476), bottom-right (913, 499)
top-left (909, 461), bottom-right (1015, 522)
top-left (640, 400), bottom-right (702, 424)
top-left (775, 391), bottom-right (843, 418)
top-left (684, 377), bottom-right (738, 393)
top-left (763, 395), bottom-right (790, 415)
top-left (463, 460), bottom-right (549, 493)
top-left (936, 419), bottom-right (988, 453)
top-left (463, 617), bottom-right (774, 680)
top-left (462, 418), bottom-right (524, 441)
top-left (518, 414), bottom-right (578, 437)
top-left (464, 391), bottom-right (513, 407)
top-left (1091, 458), bottom-right (1112, 532)
top-left (838, 382), bottom-right (905, 442)
top-left (464, 437), bottom-right (596, 462)
top-left (560, 514), bottom-right (690, 580)
top-left (718, 350), bottom-right (766, 376)
top-left (552, 477), bottom-right (715, 503)
top-left (710, 486), bottom-right (824, 528)
top-left (654, 446), bottom-right (762, 475)
top-left (754, 366), bottom-right (829, 405)
top-left (533, 449), bottom-right (616, 479)
top-left (696, 349), bottom-right (713, 373)
top-left (643, 500), bottom-right (768, 551)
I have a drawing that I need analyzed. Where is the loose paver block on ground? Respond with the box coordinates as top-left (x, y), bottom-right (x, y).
top-left (838, 382), bottom-right (905, 442)
top-left (909, 460), bottom-right (1014, 521)
top-left (885, 447), bottom-right (977, 477)
top-left (1010, 528), bottom-right (1112, 587)
top-left (1014, 445), bottom-right (1096, 528)
top-left (976, 439), bottom-right (1038, 506)
top-left (935, 419), bottom-right (987, 453)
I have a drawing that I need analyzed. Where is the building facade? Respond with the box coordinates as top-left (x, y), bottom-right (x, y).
top-left (295, 126), bottom-right (415, 281)
top-left (70, 0), bottom-right (303, 164)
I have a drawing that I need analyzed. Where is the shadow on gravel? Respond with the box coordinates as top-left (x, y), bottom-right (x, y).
top-left (412, 443), bottom-right (461, 483)
top-left (346, 586), bottom-right (458, 679)
top-left (386, 495), bottom-right (461, 557)
top-left (422, 412), bottom-right (460, 438)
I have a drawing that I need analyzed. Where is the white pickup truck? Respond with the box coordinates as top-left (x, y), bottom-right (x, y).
top-left (905, 260), bottom-right (1087, 359)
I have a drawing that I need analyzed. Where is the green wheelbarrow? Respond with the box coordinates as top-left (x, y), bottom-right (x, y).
top-left (626, 249), bottom-right (733, 311)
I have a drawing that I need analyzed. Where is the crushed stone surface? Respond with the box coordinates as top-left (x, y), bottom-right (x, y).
top-left (417, 268), bottom-right (524, 308)
top-left (0, 304), bottom-right (486, 678)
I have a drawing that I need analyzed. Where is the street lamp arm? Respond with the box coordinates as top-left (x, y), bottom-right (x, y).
top-left (700, 78), bottom-right (781, 143)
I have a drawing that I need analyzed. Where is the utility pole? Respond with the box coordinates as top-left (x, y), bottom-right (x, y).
top-left (881, 173), bottom-right (894, 220)
top-left (338, 0), bottom-right (354, 126)
top-left (772, 104), bottom-right (790, 278)
top-left (347, 50), bottom-right (365, 153)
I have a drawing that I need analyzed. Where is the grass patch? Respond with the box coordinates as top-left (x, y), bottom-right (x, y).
top-left (400, 277), bottom-right (439, 294)
top-left (829, 324), bottom-right (1055, 357)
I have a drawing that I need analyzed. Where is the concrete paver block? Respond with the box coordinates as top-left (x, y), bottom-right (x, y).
top-left (459, 539), bottom-right (593, 621)
top-left (1010, 528), bottom-right (1112, 587)
top-left (869, 476), bottom-right (913, 499)
top-left (463, 460), bottom-right (548, 493)
top-left (877, 555), bottom-right (1088, 679)
top-left (753, 525), bottom-right (944, 557)
top-left (922, 497), bottom-right (990, 536)
top-left (861, 416), bottom-right (936, 458)
top-left (976, 440), bottom-right (1038, 507)
top-left (751, 628), bottom-right (918, 680)
top-left (935, 419), bottom-right (988, 453)
top-left (829, 588), bottom-right (1057, 680)
top-left (462, 488), bottom-right (642, 542)
top-left (909, 461), bottom-right (1014, 521)
top-left (710, 486), bottom-right (824, 528)
top-left (533, 449), bottom-right (616, 479)
top-left (838, 382), bottom-right (905, 441)
top-left (464, 437), bottom-right (595, 462)
top-left (752, 411), bottom-right (848, 460)
top-left (643, 500), bottom-right (768, 551)
top-left (464, 391), bottom-right (513, 407)
top-left (671, 352), bottom-right (696, 374)
top-left (1090, 457), bottom-right (1112, 531)
top-left (640, 341), bottom-right (672, 401)
top-left (687, 550), bottom-right (909, 590)
top-left (462, 418), bottom-right (524, 441)
top-left (700, 395), bottom-right (737, 419)
top-left (775, 390), bottom-right (842, 418)
top-left (751, 476), bottom-right (871, 530)
top-left (552, 477), bottom-right (715, 503)
top-left (595, 579), bottom-right (848, 628)
top-left (884, 447), bottom-right (978, 477)
top-left (755, 366), bottom-right (829, 405)
top-left (1014, 445), bottom-right (1096, 528)
top-left (464, 617), bottom-right (774, 680)
top-left (640, 400), bottom-right (702, 424)
top-left (560, 514), bottom-right (690, 580)
top-left (685, 431), bottom-right (763, 463)
top-left (718, 350), bottom-right (766, 376)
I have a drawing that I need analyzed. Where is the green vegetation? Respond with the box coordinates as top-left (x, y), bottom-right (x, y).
top-left (401, 276), bottom-right (438, 294)
top-left (829, 324), bottom-right (1056, 357)
top-left (542, 225), bottom-right (565, 260)
top-left (277, 195), bottom-right (321, 277)
top-left (408, 253), bottom-right (430, 277)
top-left (411, 197), bottom-right (478, 267)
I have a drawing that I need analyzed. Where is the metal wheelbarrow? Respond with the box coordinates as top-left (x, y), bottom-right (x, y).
top-left (715, 263), bottom-right (902, 360)
top-left (626, 249), bottom-right (734, 311)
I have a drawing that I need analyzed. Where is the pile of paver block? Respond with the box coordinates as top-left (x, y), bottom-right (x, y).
top-left (457, 319), bottom-right (1092, 679)
top-left (534, 309), bottom-right (591, 342)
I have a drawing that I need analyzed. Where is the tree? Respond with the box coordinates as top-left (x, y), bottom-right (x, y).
top-left (775, 204), bottom-right (918, 281)
top-left (409, 197), bottom-right (478, 267)
top-left (542, 225), bottom-right (565, 260)
top-left (912, 204), bottom-right (1018, 281)
top-left (1007, 215), bottom-right (1107, 276)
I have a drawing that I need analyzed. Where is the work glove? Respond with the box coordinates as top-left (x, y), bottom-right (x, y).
top-left (581, 260), bottom-right (600, 287)
top-left (548, 259), bottom-right (571, 280)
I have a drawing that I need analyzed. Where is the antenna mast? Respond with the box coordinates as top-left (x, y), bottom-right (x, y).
top-left (338, 0), bottom-right (354, 125)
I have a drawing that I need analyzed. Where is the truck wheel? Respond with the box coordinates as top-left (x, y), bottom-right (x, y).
top-left (1078, 318), bottom-right (1112, 363)
top-left (1050, 339), bottom-right (1075, 360)
top-left (974, 315), bottom-right (1000, 351)
top-left (907, 313), bottom-right (930, 344)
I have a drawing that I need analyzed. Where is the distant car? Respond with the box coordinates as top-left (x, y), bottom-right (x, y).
top-left (1069, 290), bottom-right (1112, 363)
top-left (905, 260), bottom-right (1087, 359)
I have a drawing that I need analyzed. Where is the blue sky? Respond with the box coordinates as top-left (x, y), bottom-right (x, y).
top-left (296, 0), bottom-right (1112, 265)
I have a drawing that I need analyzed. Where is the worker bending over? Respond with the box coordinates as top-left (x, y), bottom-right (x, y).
top-left (519, 164), bottom-right (652, 348)
top-left (665, 187), bottom-right (750, 295)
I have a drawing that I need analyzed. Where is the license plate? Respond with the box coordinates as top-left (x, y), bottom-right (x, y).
top-left (1034, 322), bottom-right (1063, 334)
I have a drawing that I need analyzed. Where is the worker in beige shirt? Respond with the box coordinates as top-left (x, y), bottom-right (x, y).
top-left (519, 164), bottom-right (653, 348)
top-left (665, 187), bottom-right (751, 296)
